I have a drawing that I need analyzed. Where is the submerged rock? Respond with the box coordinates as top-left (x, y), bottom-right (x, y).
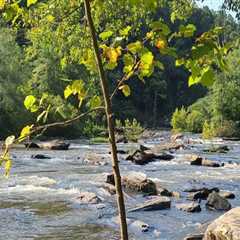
top-left (129, 220), bottom-right (150, 232)
top-left (206, 192), bottom-right (231, 211)
top-left (203, 145), bottom-right (230, 153)
top-left (31, 154), bottom-right (51, 159)
top-left (84, 153), bottom-right (110, 166)
top-left (129, 196), bottom-right (171, 212)
top-left (171, 133), bottom-right (184, 142)
top-left (76, 192), bottom-right (102, 204)
top-left (153, 142), bottom-right (185, 152)
top-left (176, 202), bottom-right (201, 213)
top-left (203, 207), bottom-right (240, 240)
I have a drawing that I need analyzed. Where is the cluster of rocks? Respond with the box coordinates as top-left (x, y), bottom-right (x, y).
top-left (25, 140), bottom-right (70, 150)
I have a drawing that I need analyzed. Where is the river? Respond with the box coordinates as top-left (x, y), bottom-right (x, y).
top-left (1, 132), bottom-right (240, 240)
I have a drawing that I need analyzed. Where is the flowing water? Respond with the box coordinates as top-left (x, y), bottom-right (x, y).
top-left (1, 132), bottom-right (240, 240)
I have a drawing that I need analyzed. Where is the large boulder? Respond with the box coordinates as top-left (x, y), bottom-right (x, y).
top-left (206, 192), bottom-right (231, 211)
top-left (203, 207), bottom-right (240, 240)
top-left (129, 196), bottom-right (171, 212)
top-left (122, 172), bottom-right (157, 195)
top-left (126, 150), bottom-right (156, 165)
top-left (106, 172), bottom-right (157, 195)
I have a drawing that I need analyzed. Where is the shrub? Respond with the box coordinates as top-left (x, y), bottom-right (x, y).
top-left (171, 107), bottom-right (188, 132)
top-left (116, 118), bottom-right (143, 142)
top-left (185, 110), bottom-right (205, 133)
top-left (202, 120), bottom-right (239, 139)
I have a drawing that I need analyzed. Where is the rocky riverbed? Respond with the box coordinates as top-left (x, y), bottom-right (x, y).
top-left (0, 131), bottom-right (240, 240)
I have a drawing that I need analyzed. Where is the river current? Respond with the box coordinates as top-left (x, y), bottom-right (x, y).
top-left (1, 132), bottom-right (240, 240)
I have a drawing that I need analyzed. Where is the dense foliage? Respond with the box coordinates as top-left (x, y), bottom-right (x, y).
top-left (0, 3), bottom-right (237, 139)
top-left (172, 48), bottom-right (240, 138)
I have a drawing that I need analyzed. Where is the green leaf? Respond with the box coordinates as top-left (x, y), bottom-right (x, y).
top-left (179, 24), bottom-right (196, 38)
top-left (120, 26), bottom-right (131, 36)
top-left (19, 125), bottom-right (33, 142)
top-left (5, 135), bottom-right (15, 147)
top-left (119, 85), bottom-right (131, 97)
top-left (175, 59), bottom-right (185, 67)
top-left (99, 31), bottom-right (113, 40)
top-left (27, 0), bottom-right (38, 7)
top-left (200, 66), bottom-right (215, 87)
top-left (0, 0), bottom-right (5, 10)
top-left (89, 96), bottom-right (101, 109)
top-left (150, 21), bottom-right (171, 36)
top-left (24, 95), bottom-right (38, 112)
top-left (141, 51), bottom-right (154, 65)
top-left (155, 60), bottom-right (164, 70)
top-left (127, 41), bottom-right (142, 54)
top-left (64, 85), bottom-right (72, 99)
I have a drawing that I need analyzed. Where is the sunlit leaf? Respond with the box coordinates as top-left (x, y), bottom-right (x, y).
top-left (156, 39), bottom-right (167, 49)
top-left (120, 26), bottom-right (131, 36)
top-left (0, 0), bottom-right (5, 10)
top-left (89, 96), bottom-right (101, 109)
top-left (24, 95), bottom-right (38, 112)
top-left (27, 0), bottom-right (38, 7)
top-left (64, 85), bottom-right (72, 99)
top-left (5, 135), bottom-right (15, 147)
top-left (127, 41), bottom-right (142, 54)
top-left (119, 85), bottom-right (131, 97)
top-left (99, 31), bottom-right (113, 40)
top-left (19, 125), bottom-right (33, 142)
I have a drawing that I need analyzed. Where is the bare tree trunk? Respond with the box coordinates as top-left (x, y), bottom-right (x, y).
top-left (83, 1), bottom-right (129, 239)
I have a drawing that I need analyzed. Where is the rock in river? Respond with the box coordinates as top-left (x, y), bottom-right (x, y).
top-left (187, 188), bottom-right (219, 201)
top-left (106, 172), bottom-right (157, 195)
top-left (184, 234), bottom-right (204, 240)
top-left (206, 192), bottom-right (231, 211)
top-left (31, 154), bottom-right (51, 159)
top-left (187, 154), bottom-right (221, 167)
top-left (129, 196), bottom-right (171, 212)
top-left (203, 207), bottom-right (240, 240)
top-left (219, 190), bottom-right (235, 199)
top-left (126, 149), bottom-right (174, 165)
top-left (76, 192), bottom-right (102, 204)
top-left (123, 172), bottom-right (157, 195)
top-left (176, 202), bottom-right (201, 213)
